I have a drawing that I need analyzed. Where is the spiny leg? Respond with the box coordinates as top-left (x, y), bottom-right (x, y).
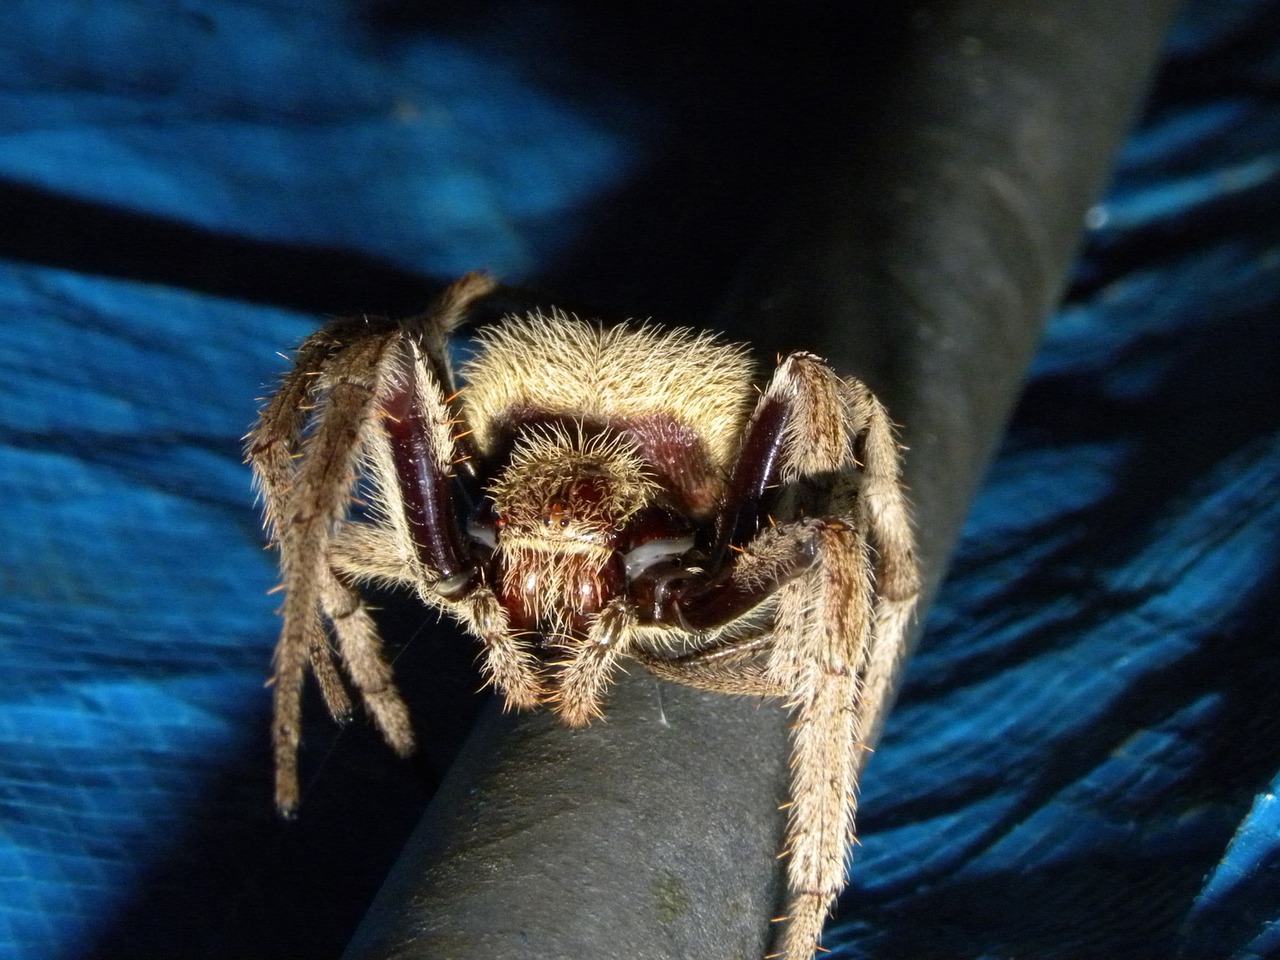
top-left (764, 355), bottom-right (918, 959)
top-left (840, 378), bottom-right (920, 751)
top-left (311, 277), bottom-right (547, 747)
top-left (551, 600), bottom-right (636, 726)
top-left (247, 321), bottom-right (373, 535)
top-left (638, 351), bottom-right (916, 959)
top-left (307, 635), bottom-right (353, 722)
top-left (405, 271), bottom-right (498, 402)
top-left (452, 588), bottom-right (545, 710)
top-left (765, 357), bottom-right (920, 685)
top-left (634, 632), bottom-right (782, 696)
top-left (252, 326), bottom-right (402, 815)
top-left (320, 573), bottom-right (415, 759)
top-left (398, 270), bottom-right (498, 500)
top-left (305, 511), bottom-right (422, 749)
top-left (769, 522), bottom-right (874, 960)
top-left (329, 522), bottom-right (421, 586)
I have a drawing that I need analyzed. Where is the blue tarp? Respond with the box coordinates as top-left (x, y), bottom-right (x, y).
top-left (1, 2), bottom-right (1277, 958)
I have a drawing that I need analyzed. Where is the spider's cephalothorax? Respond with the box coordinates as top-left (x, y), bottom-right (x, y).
top-left (485, 426), bottom-right (663, 635)
top-left (247, 272), bottom-right (919, 960)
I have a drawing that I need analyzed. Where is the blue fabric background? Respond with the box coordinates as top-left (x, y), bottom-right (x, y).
top-left (1, 2), bottom-right (1277, 958)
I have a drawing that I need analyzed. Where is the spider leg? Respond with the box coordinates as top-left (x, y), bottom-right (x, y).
top-left (367, 324), bottom-right (547, 711)
top-left (403, 271), bottom-right (496, 402)
top-left (319, 574), bottom-right (415, 761)
top-left (247, 320), bottom-right (362, 537)
top-left (550, 600), bottom-right (636, 726)
top-left (450, 587), bottom-right (545, 709)
top-left (248, 324), bottom-right (404, 815)
top-left (838, 378), bottom-right (919, 750)
top-left (307, 633), bottom-right (353, 722)
top-left (768, 520), bottom-right (874, 960)
top-left (330, 524), bottom-right (547, 754)
top-left (633, 632), bottom-right (782, 696)
top-left (304, 524), bottom-right (427, 757)
top-left (329, 523), bottom-right (419, 585)
top-left (636, 353), bottom-right (917, 959)
top-left (248, 276), bottom-right (504, 815)
top-left (766, 355), bottom-right (918, 960)
top-left (325, 294), bottom-right (547, 723)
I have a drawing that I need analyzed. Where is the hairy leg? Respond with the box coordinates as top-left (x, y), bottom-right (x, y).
top-left (452, 588), bottom-right (545, 710)
top-left (840, 378), bottom-right (920, 751)
top-left (633, 632), bottom-right (782, 696)
top-left (248, 274), bottom-right (508, 813)
top-left (768, 522), bottom-right (873, 960)
top-left (320, 573), bottom-right (415, 759)
top-left (638, 352), bottom-right (918, 959)
top-left (550, 600), bottom-right (636, 726)
top-left (248, 325), bottom-right (402, 814)
top-left (768, 357), bottom-right (919, 959)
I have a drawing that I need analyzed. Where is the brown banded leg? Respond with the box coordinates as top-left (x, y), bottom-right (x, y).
top-left (356, 294), bottom-right (546, 717)
top-left (638, 519), bottom-right (875, 960)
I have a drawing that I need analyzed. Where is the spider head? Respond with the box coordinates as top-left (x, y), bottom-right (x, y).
top-left (487, 425), bottom-right (657, 634)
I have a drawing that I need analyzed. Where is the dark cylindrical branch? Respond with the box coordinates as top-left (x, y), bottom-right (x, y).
top-left (345, 2), bottom-right (1182, 958)
top-left (724, 0), bottom-right (1182, 606)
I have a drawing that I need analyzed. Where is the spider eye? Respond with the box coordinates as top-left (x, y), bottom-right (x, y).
top-left (543, 500), bottom-right (569, 527)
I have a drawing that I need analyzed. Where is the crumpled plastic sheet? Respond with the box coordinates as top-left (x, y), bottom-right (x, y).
top-left (1, 2), bottom-right (1277, 959)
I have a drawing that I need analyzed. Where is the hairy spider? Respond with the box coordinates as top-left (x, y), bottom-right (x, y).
top-left (246, 272), bottom-right (919, 960)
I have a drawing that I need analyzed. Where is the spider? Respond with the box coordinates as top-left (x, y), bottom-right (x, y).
top-left (246, 272), bottom-right (919, 960)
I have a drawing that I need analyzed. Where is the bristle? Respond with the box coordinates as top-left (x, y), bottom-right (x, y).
top-left (460, 312), bottom-right (756, 467)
